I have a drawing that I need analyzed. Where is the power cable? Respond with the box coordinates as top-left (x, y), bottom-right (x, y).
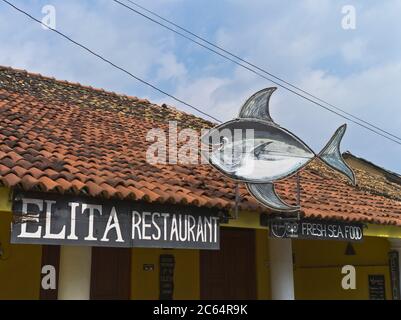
top-left (0, 0), bottom-right (222, 123)
top-left (3, 0), bottom-right (401, 146)
top-left (113, 0), bottom-right (401, 145)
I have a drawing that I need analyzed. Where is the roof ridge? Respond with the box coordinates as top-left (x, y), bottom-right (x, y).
top-left (0, 64), bottom-right (146, 102)
top-left (0, 64), bottom-right (214, 125)
top-left (344, 151), bottom-right (401, 179)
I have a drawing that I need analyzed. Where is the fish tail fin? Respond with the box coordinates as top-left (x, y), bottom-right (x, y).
top-left (318, 124), bottom-right (356, 185)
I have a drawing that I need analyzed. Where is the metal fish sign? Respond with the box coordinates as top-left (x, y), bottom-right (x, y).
top-left (201, 88), bottom-right (356, 212)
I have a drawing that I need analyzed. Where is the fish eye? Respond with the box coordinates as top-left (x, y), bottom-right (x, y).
top-left (218, 137), bottom-right (229, 151)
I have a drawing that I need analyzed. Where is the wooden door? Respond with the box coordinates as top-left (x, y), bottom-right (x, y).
top-left (90, 247), bottom-right (131, 300)
top-left (200, 228), bottom-right (256, 300)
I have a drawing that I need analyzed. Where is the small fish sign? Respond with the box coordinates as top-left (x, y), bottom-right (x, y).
top-left (201, 88), bottom-right (356, 212)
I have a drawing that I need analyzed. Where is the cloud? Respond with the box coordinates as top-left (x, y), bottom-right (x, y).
top-left (155, 53), bottom-right (187, 82)
top-left (340, 38), bottom-right (367, 64)
top-left (165, 1), bottom-right (401, 171)
top-left (1, 0), bottom-right (400, 172)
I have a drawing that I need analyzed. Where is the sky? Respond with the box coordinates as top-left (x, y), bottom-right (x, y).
top-left (1, 0), bottom-right (401, 173)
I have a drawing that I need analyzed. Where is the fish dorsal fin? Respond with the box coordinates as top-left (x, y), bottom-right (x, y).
top-left (238, 87), bottom-right (277, 122)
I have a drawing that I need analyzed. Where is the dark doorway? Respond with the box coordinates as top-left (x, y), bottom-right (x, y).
top-left (90, 247), bottom-right (131, 300)
top-left (200, 227), bottom-right (257, 299)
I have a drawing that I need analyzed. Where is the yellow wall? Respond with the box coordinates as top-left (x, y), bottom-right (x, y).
top-left (0, 187), bottom-right (42, 299)
top-left (129, 233), bottom-right (393, 300)
top-left (293, 236), bottom-right (392, 300)
top-left (130, 247), bottom-right (200, 300)
top-left (130, 230), bottom-right (272, 300)
top-left (255, 229), bottom-right (270, 299)
top-left (0, 185), bottom-right (398, 300)
top-left (295, 266), bottom-right (391, 300)
top-left (222, 210), bottom-right (267, 230)
top-left (365, 224), bottom-right (401, 239)
top-left (224, 210), bottom-right (396, 300)
top-left (0, 187), bottom-right (11, 212)
top-left (0, 212), bottom-right (42, 299)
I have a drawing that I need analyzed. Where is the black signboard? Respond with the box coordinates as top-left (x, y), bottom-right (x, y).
top-left (268, 218), bottom-right (363, 242)
top-left (389, 251), bottom-right (401, 300)
top-left (368, 275), bottom-right (386, 300)
top-left (11, 191), bottom-right (220, 250)
top-left (159, 254), bottom-right (175, 300)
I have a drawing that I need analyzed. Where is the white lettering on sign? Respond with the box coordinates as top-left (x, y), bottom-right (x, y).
top-left (142, 211), bottom-right (152, 240)
top-left (269, 218), bottom-right (363, 241)
top-left (197, 216), bottom-right (204, 242)
top-left (188, 215), bottom-right (196, 241)
top-left (131, 211), bottom-right (218, 244)
top-left (179, 215), bottom-right (187, 241)
top-left (152, 212), bottom-right (161, 240)
top-left (12, 194), bottom-right (220, 249)
top-left (170, 214), bottom-right (179, 241)
top-left (82, 204), bottom-right (102, 241)
top-left (18, 198), bottom-right (43, 238)
top-left (162, 213), bottom-right (169, 241)
top-left (67, 202), bottom-right (79, 240)
top-left (302, 222), bottom-right (328, 237)
top-left (301, 222), bottom-right (362, 240)
top-left (44, 200), bottom-right (65, 239)
top-left (132, 211), bottom-right (142, 239)
top-left (101, 206), bottom-right (123, 242)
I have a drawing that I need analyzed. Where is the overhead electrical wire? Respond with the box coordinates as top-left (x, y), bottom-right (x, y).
top-left (122, 0), bottom-right (401, 143)
top-left (112, 0), bottom-right (401, 146)
top-left (0, 0), bottom-right (222, 123)
top-left (2, 0), bottom-right (401, 147)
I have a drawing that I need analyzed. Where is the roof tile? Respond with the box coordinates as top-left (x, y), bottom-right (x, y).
top-left (1, 66), bottom-right (401, 225)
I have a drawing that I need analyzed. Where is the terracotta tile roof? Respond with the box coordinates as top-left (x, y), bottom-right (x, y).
top-left (1, 65), bottom-right (401, 225)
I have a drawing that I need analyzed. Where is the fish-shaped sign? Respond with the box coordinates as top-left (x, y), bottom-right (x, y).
top-left (201, 87), bottom-right (356, 212)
